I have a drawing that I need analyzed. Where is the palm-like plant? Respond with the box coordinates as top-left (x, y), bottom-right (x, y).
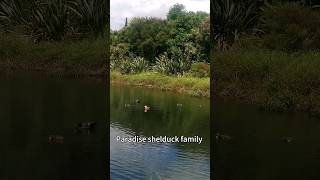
top-left (130, 56), bottom-right (149, 73)
top-left (154, 52), bottom-right (190, 75)
top-left (31, 0), bottom-right (71, 40)
top-left (69, 0), bottom-right (108, 36)
top-left (0, 0), bottom-right (108, 40)
top-left (211, 0), bottom-right (262, 50)
top-left (0, 0), bottom-right (30, 31)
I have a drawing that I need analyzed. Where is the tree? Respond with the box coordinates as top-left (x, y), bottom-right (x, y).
top-left (111, 3), bottom-right (209, 65)
top-left (117, 17), bottom-right (170, 62)
top-left (167, 3), bottom-right (186, 21)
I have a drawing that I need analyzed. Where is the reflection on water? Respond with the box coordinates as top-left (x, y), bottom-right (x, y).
top-left (214, 98), bottom-right (320, 180)
top-left (110, 85), bottom-right (210, 180)
top-left (0, 74), bottom-right (107, 180)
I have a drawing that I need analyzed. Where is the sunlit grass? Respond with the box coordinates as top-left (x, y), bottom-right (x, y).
top-left (111, 71), bottom-right (210, 97)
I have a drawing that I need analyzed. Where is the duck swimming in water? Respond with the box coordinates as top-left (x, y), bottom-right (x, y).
top-left (281, 136), bottom-right (292, 143)
top-left (48, 135), bottom-right (64, 143)
top-left (77, 121), bottom-right (96, 129)
top-left (215, 133), bottom-right (232, 142)
top-left (144, 105), bottom-right (150, 112)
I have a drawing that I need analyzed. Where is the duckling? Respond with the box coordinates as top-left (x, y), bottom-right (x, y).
top-left (48, 135), bottom-right (64, 143)
top-left (281, 137), bottom-right (292, 143)
top-left (144, 105), bottom-right (150, 112)
top-left (215, 133), bottom-right (232, 142)
top-left (77, 121), bottom-right (96, 129)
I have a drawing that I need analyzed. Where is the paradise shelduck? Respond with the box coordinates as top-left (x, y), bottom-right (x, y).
top-left (281, 137), bottom-right (293, 143)
top-left (144, 105), bottom-right (150, 112)
top-left (215, 133), bottom-right (232, 142)
top-left (48, 135), bottom-right (64, 143)
top-left (77, 121), bottom-right (96, 129)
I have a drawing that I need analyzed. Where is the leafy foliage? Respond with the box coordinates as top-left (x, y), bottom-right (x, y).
top-left (110, 3), bottom-right (210, 75)
top-left (190, 62), bottom-right (210, 77)
top-left (30, 0), bottom-right (70, 40)
top-left (167, 3), bottom-right (185, 21)
top-left (130, 56), bottom-right (149, 73)
top-left (0, 0), bottom-right (108, 40)
top-left (71, 0), bottom-right (108, 35)
top-left (110, 43), bottom-right (130, 69)
top-left (211, 0), bottom-right (262, 50)
top-left (118, 60), bottom-right (131, 74)
top-left (117, 56), bottom-right (149, 74)
top-left (212, 0), bottom-right (320, 51)
top-left (153, 52), bottom-right (191, 75)
top-left (116, 17), bottom-right (170, 62)
top-left (261, 3), bottom-right (320, 51)
top-left (0, 0), bottom-right (29, 30)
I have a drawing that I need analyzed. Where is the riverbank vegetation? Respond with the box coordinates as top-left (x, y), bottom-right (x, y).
top-left (0, 0), bottom-right (108, 75)
top-left (0, 32), bottom-right (106, 75)
top-left (111, 71), bottom-right (209, 97)
top-left (110, 4), bottom-right (210, 96)
top-left (212, 0), bottom-right (320, 114)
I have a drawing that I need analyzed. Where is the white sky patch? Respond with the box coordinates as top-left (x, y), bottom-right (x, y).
top-left (111, 0), bottom-right (210, 30)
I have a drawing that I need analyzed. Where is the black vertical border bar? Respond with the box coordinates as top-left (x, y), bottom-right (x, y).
top-left (106, 0), bottom-right (111, 178)
top-left (210, 0), bottom-right (215, 179)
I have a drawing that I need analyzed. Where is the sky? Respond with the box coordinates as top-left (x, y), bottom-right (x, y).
top-left (110, 0), bottom-right (210, 30)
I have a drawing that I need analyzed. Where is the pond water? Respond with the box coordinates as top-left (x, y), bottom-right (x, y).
top-left (110, 85), bottom-right (210, 180)
top-left (214, 98), bottom-right (320, 180)
top-left (0, 73), bottom-right (107, 180)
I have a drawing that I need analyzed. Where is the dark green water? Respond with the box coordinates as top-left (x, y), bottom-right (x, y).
top-left (0, 74), bottom-right (107, 180)
top-left (110, 85), bottom-right (210, 180)
top-left (214, 98), bottom-right (320, 180)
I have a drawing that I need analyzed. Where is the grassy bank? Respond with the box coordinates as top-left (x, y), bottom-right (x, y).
top-left (214, 49), bottom-right (320, 115)
top-left (0, 33), bottom-right (107, 76)
top-left (111, 71), bottom-right (210, 97)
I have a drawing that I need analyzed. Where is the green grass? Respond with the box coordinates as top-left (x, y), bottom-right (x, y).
top-left (0, 32), bottom-right (107, 75)
top-left (111, 71), bottom-right (210, 97)
top-left (214, 49), bottom-right (320, 115)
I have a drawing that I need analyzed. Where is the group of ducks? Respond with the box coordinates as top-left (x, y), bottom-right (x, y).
top-left (125, 99), bottom-right (151, 112)
top-left (215, 132), bottom-right (293, 143)
top-left (125, 99), bottom-right (189, 113)
top-left (48, 121), bottom-right (97, 144)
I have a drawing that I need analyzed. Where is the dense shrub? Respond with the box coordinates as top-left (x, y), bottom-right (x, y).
top-left (130, 56), bottom-right (149, 73)
top-left (153, 53), bottom-right (171, 74)
top-left (261, 3), bottom-right (320, 51)
top-left (112, 55), bottom-right (149, 74)
top-left (153, 52), bottom-right (191, 75)
top-left (110, 43), bottom-right (130, 70)
top-left (111, 4), bottom-right (209, 64)
top-left (214, 50), bottom-right (320, 112)
top-left (0, 32), bottom-right (106, 74)
top-left (115, 17), bottom-right (170, 62)
top-left (119, 60), bottom-right (131, 74)
top-left (189, 62), bottom-right (210, 77)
